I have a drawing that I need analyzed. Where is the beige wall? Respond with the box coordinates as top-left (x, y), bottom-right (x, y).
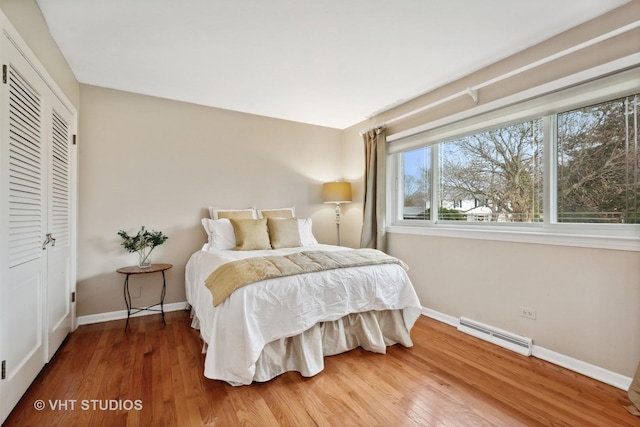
top-left (342, 1), bottom-right (640, 377)
top-left (77, 85), bottom-right (343, 316)
top-left (389, 234), bottom-right (640, 377)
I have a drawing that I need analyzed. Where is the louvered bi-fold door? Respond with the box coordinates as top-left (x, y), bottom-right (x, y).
top-left (46, 102), bottom-right (73, 359)
top-left (0, 33), bottom-right (75, 424)
top-left (0, 37), bottom-right (46, 423)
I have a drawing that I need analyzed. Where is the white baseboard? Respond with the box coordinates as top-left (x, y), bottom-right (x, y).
top-left (77, 301), bottom-right (190, 326)
top-left (532, 346), bottom-right (632, 391)
top-left (422, 307), bottom-right (459, 327)
top-left (421, 307), bottom-right (632, 391)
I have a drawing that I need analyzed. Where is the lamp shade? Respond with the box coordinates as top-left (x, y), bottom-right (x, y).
top-left (322, 181), bottom-right (352, 204)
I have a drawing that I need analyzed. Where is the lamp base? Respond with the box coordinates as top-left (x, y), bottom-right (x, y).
top-left (335, 203), bottom-right (342, 246)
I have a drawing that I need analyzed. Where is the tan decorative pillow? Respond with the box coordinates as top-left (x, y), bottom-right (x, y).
top-left (267, 218), bottom-right (302, 249)
top-left (259, 207), bottom-right (295, 219)
top-left (230, 218), bottom-right (271, 250)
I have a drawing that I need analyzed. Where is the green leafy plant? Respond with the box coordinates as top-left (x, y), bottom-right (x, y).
top-left (117, 226), bottom-right (168, 267)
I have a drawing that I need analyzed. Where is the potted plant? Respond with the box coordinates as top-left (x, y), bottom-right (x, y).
top-left (117, 226), bottom-right (168, 268)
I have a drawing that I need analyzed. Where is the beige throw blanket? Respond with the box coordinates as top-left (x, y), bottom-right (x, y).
top-left (205, 249), bottom-right (408, 306)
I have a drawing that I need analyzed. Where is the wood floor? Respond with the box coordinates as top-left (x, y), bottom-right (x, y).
top-left (3, 310), bottom-right (639, 427)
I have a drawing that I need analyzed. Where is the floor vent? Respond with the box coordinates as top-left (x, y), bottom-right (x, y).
top-left (457, 317), bottom-right (532, 356)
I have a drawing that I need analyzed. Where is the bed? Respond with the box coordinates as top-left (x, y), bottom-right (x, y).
top-left (185, 209), bottom-right (422, 385)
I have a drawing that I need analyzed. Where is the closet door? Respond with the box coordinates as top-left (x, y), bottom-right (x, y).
top-left (45, 99), bottom-right (73, 359)
top-left (0, 36), bottom-right (48, 422)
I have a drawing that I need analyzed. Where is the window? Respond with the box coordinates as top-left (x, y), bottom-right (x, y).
top-left (390, 74), bottom-right (639, 247)
top-left (402, 147), bottom-right (431, 220)
top-left (439, 119), bottom-right (543, 223)
top-left (557, 95), bottom-right (639, 224)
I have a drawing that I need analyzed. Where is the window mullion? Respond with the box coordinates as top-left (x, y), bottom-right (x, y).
top-left (431, 144), bottom-right (439, 224)
top-left (390, 153), bottom-right (401, 225)
top-left (543, 114), bottom-right (557, 226)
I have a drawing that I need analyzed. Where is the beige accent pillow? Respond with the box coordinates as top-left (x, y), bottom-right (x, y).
top-left (259, 207), bottom-right (295, 219)
top-left (267, 218), bottom-right (302, 249)
top-left (216, 210), bottom-right (256, 220)
top-left (230, 219), bottom-right (271, 250)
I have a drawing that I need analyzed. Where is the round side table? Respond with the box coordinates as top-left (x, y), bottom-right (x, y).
top-left (116, 263), bottom-right (172, 331)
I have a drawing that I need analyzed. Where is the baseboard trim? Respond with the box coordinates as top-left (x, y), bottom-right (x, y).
top-left (532, 346), bottom-right (632, 391)
top-left (421, 307), bottom-right (632, 391)
top-left (77, 301), bottom-right (190, 326)
top-left (422, 307), bottom-right (459, 327)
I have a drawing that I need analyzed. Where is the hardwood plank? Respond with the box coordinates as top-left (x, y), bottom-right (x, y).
top-left (3, 311), bottom-right (639, 426)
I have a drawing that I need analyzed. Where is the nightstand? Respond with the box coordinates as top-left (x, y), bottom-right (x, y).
top-left (117, 263), bottom-right (172, 331)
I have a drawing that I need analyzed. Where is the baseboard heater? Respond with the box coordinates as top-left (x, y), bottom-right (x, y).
top-left (457, 317), bottom-right (533, 357)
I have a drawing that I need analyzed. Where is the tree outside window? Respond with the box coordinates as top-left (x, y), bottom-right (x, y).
top-left (439, 120), bottom-right (543, 222)
top-left (557, 94), bottom-right (639, 224)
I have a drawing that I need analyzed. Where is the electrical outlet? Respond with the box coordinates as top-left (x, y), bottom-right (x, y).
top-left (130, 285), bottom-right (141, 299)
top-left (520, 306), bottom-right (536, 320)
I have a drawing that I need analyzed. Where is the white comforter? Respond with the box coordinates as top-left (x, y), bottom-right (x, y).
top-left (185, 244), bottom-right (422, 385)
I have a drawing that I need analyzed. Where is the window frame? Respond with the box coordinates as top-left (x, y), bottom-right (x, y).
top-left (387, 68), bottom-right (640, 251)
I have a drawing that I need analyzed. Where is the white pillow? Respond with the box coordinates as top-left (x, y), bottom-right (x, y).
top-left (297, 218), bottom-right (318, 246)
top-left (201, 218), bottom-right (214, 246)
top-left (208, 206), bottom-right (257, 220)
top-left (201, 218), bottom-right (236, 250)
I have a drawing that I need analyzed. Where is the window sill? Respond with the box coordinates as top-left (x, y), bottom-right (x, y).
top-left (387, 224), bottom-right (640, 252)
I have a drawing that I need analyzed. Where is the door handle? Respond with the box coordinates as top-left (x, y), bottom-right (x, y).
top-left (42, 233), bottom-right (56, 250)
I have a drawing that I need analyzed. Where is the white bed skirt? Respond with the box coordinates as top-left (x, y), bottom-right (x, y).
top-left (191, 308), bottom-right (413, 384)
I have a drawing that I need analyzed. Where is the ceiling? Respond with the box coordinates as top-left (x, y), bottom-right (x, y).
top-left (36, 0), bottom-right (629, 129)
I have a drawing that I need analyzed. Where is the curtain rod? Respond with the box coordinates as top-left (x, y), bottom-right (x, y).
top-left (359, 20), bottom-right (639, 134)
top-left (359, 124), bottom-right (386, 136)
